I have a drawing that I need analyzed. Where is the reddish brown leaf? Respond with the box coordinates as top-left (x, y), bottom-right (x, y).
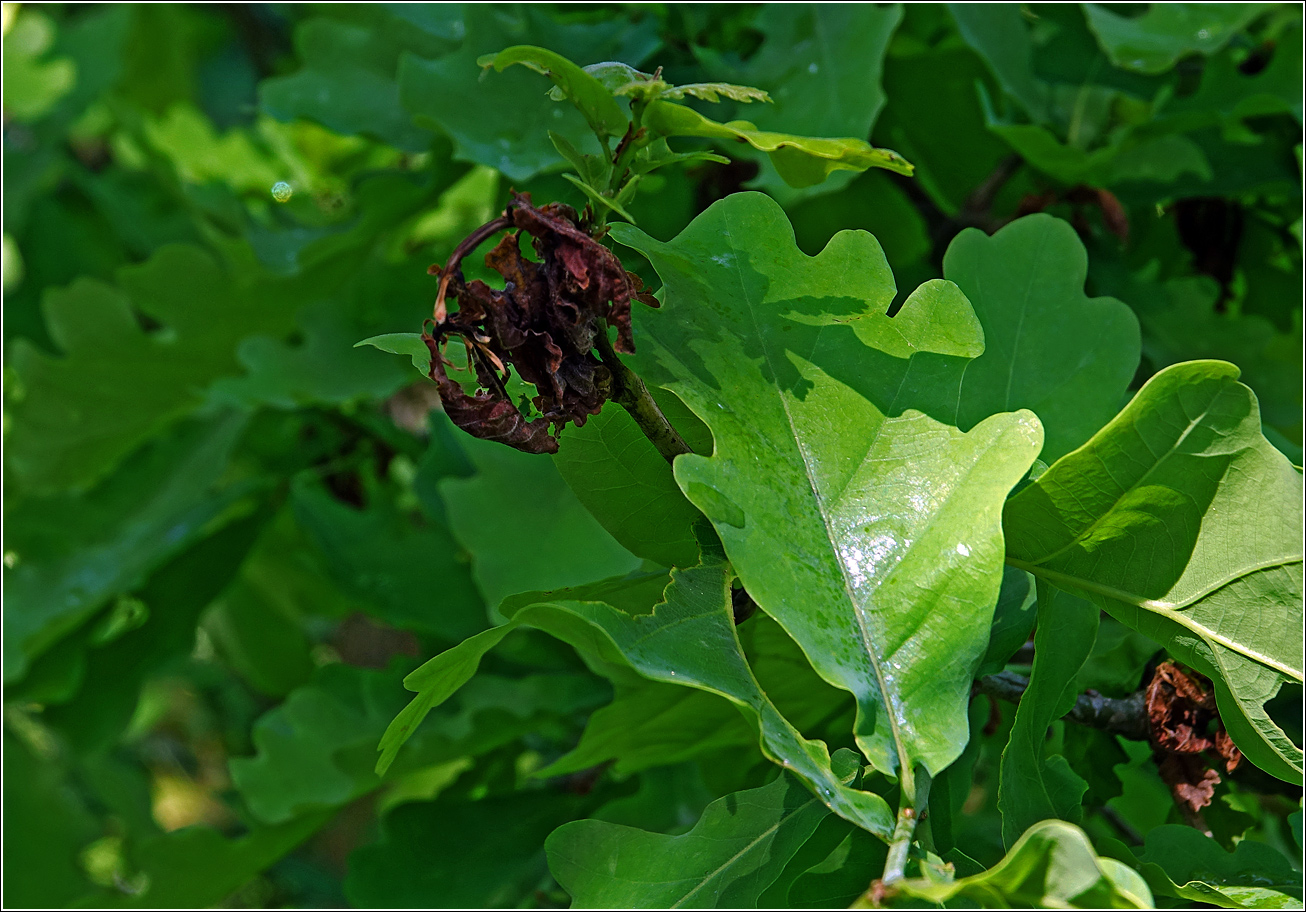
top-left (1157, 753), bottom-right (1220, 813)
top-left (423, 193), bottom-right (655, 454)
top-left (1145, 661), bottom-right (1240, 814)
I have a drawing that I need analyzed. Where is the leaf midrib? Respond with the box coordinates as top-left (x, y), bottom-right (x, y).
top-left (718, 211), bottom-right (913, 788)
top-left (1005, 556), bottom-right (1304, 680)
top-left (670, 794), bottom-right (820, 908)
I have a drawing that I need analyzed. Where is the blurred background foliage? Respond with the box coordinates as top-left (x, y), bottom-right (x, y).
top-left (2, 3), bottom-right (1300, 907)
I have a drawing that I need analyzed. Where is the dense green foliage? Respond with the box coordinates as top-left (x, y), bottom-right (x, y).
top-left (3, 3), bottom-right (1302, 908)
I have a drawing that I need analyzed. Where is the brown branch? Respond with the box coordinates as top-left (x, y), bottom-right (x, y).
top-left (975, 670), bottom-right (1151, 741)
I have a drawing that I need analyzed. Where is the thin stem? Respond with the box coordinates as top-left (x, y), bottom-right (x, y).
top-left (593, 325), bottom-right (693, 464)
top-left (865, 769), bottom-right (931, 905)
top-left (880, 806), bottom-right (919, 885)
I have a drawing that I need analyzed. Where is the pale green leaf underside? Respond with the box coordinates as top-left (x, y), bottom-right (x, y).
top-left (1004, 360), bottom-right (1304, 782)
top-left (611, 193), bottom-right (1043, 791)
top-left (644, 101), bottom-right (913, 187)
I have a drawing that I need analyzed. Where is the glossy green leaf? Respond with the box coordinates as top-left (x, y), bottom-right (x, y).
top-left (998, 580), bottom-right (1096, 846)
top-left (347, 791), bottom-right (595, 909)
top-left (6, 244), bottom-right (298, 494)
top-left (942, 215), bottom-right (1140, 462)
top-left (436, 418), bottom-right (644, 613)
top-left (895, 819), bottom-right (1153, 908)
top-left (1133, 824), bottom-right (1303, 909)
top-left (611, 192), bottom-right (1042, 795)
top-left (1083, 4), bottom-right (1275, 75)
top-left (478, 45), bottom-right (628, 139)
top-left (553, 390), bottom-right (711, 569)
top-left (547, 754), bottom-right (861, 909)
top-left (4, 412), bottom-right (251, 682)
top-left (378, 542), bottom-right (896, 835)
top-left (696, 4), bottom-right (903, 199)
top-left (644, 101), bottom-right (912, 188)
top-left (1004, 360), bottom-right (1305, 782)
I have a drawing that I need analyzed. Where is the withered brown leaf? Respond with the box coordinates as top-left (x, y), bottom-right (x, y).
top-left (423, 192), bottom-right (657, 454)
top-left (1146, 661), bottom-right (1242, 813)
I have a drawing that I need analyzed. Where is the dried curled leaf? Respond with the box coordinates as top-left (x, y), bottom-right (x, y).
top-left (424, 192), bottom-right (656, 454)
top-left (1146, 661), bottom-right (1243, 813)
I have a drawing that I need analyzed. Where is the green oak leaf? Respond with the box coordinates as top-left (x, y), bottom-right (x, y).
top-left (478, 45), bottom-right (628, 139)
top-left (644, 101), bottom-right (912, 188)
top-left (1137, 277), bottom-right (1301, 446)
top-left (2, 6), bottom-right (76, 122)
top-left (895, 819), bottom-right (1153, 908)
top-left (3, 732), bottom-right (98, 907)
top-left (232, 662), bottom-right (603, 825)
top-left (1083, 3), bottom-right (1275, 75)
top-left (42, 509), bottom-right (270, 754)
top-left (553, 389), bottom-right (712, 569)
top-left (258, 7), bottom-right (462, 149)
top-left (696, 4), bottom-right (903, 200)
top-left (290, 475), bottom-right (486, 641)
top-left (377, 540), bottom-right (896, 838)
top-left (534, 679), bottom-right (755, 779)
top-left (977, 565), bottom-right (1038, 677)
top-left (942, 214), bottom-right (1141, 463)
top-left (997, 580), bottom-right (1096, 846)
top-left (1161, 19), bottom-right (1303, 126)
top-left (211, 301), bottom-right (414, 410)
top-left (356, 331), bottom-right (431, 377)
top-left (948, 3), bottom-right (1050, 121)
top-left (6, 244), bottom-right (299, 494)
top-left (538, 611), bottom-right (856, 780)
top-left (1133, 824), bottom-right (1304, 909)
top-left (435, 417), bottom-right (644, 614)
top-left (76, 813), bottom-right (333, 910)
top-left (397, 5), bottom-right (659, 181)
top-left (610, 192), bottom-right (1042, 798)
top-left (3, 412), bottom-right (252, 683)
top-left (347, 791), bottom-right (597, 909)
top-left (547, 752), bottom-right (862, 909)
top-left (874, 36), bottom-right (1016, 217)
top-left (980, 112), bottom-right (1214, 186)
top-left (1003, 360), bottom-right (1304, 782)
